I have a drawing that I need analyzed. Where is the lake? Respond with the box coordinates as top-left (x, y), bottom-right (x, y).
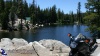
top-left (0, 25), bottom-right (91, 45)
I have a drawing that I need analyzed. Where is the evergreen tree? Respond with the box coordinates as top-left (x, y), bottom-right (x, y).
top-left (0, 0), bottom-right (5, 13)
top-left (23, 0), bottom-right (29, 18)
top-left (1, 0), bottom-right (12, 29)
top-left (0, 0), bottom-right (5, 25)
top-left (17, 0), bottom-right (23, 19)
top-left (0, 0), bottom-right (87, 30)
top-left (50, 5), bottom-right (57, 23)
top-left (29, 0), bottom-right (37, 24)
top-left (85, 0), bottom-right (100, 37)
top-left (69, 11), bottom-right (74, 24)
top-left (17, 0), bottom-right (24, 30)
top-left (77, 2), bottom-right (82, 23)
top-left (57, 9), bottom-right (62, 24)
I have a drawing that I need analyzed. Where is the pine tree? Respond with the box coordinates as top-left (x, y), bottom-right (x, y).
top-left (29, 0), bottom-right (37, 24)
top-left (50, 5), bottom-right (57, 23)
top-left (85, 0), bottom-right (100, 27)
top-left (0, 0), bottom-right (12, 29)
top-left (17, 0), bottom-right (24, 30)
top-left (84, 0), bottom-right (100, 37)
top-left (17, 0), bottom-right (23, 19)
top-left (0, 0), bottom-right (5, 13)
top-left (77, 2), bottom-right (82, 24)
top-left (23, 0), bottom-right (29, 18)
top-left (0, 0), bottom-right (5, 25)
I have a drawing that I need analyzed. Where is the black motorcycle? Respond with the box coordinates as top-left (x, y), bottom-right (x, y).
top-left (69, 36), bottom-right (98, 56)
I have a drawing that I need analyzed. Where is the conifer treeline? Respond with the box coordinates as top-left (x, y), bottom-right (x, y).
top-left (0, 0), bottom-right (83, 29)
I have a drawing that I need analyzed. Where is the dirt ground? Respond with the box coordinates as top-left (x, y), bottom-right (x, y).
top-left (0, 50), bottom-right (39, 56)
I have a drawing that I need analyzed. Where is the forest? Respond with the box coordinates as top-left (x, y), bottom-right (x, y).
top-left (0, 0), bottom-right (100, 37)
top-left (0, 0), bottom-right (84, 29)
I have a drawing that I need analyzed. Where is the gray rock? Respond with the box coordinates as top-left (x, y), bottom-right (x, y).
top-left (33, 41), bottom-right (52, 56)
top-left (39, 39), bottom-right (70, 56)
top-left (0, 38), bottom-right (15, 50)
top-left (39, 39), bottom-right (70, 53)
top-left (0, 38), bottom-right (28, 50)
top-left (0, 38), bottom-right (71, 56)
top-left (14, 42), bottom-right (36, 54)
top-left (97, 39), bottom-right (100, 44)
top-left (16, 41), bottom-right (52, 56)
top-left (12, 38), bottom-right (28, 48)
top-left (91, 46), bottom-right (100, 56)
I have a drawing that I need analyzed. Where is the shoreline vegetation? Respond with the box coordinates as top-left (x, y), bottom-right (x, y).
top-left (0, 38), bottom-right (100, 56)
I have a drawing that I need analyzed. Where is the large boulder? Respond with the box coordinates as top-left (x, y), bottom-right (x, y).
top-left (14, 42), bottom-right (36, 54)
top-left (0, 38), bottom-right (70, 56)
top-left (39, 39), bottom-right (70, 52)
top-left (33, 41), bottom-right (52, 56)
top-left (12, 38), bottom-right (28, 48)
top-left (16, 41), bottom-right (52, 56)
top-left (39, 39), bottom-right (70, 56)
top-left (0, 38), bottom-right (15, 50)
top-left (0, 38), bottom-right (28, 50)
top-left (17, 42), bottom-right (33, 50)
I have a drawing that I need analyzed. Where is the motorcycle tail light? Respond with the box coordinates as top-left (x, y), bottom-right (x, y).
top-left (85, 39), bottom-right (90, 43)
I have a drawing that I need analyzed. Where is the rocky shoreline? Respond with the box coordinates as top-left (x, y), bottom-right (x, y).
top-left (0, 38), bottom-right (70, 56)
top-left (0, 38), bottom-right (100, 56)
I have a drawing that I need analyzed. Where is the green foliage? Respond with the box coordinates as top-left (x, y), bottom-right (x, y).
top-left (0, 0), bottom-right (85, 30)
top-left (69, 11), bottom-right (74, 24)
top-left (0, 0), bottom-right (5, 13)
top-left (77, 2), bottom-right (82, 23)
top-left (0, 12), bottom-right (8, 29)
top-left (85, 0), bottom-right (100, 37)
top-left (17, 0), bottom-right (24, 19)
top-left (85, 0), bottom-right (100, 25)
top-left (0, 0), bottom-right (5, 23)
top-left (23, 0), bottom-right (29, 17)
top-left (83, 13), bottom-right (99, 25)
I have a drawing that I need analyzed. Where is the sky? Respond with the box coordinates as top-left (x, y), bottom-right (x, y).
top-left (26, 0), bottom-right (87, 14)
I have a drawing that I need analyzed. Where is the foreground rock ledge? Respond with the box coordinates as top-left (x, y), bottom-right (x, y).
top-left (0, 38), bottom-right (70, 56)
top-left (0, 38), bottom-right (100, 56)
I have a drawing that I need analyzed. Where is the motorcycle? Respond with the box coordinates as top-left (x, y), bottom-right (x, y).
top-left (69, 33), bottom-right (98, 56)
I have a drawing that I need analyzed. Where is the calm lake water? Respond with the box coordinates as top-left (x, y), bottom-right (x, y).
top-left (0, 25), bottom-right (91, 45)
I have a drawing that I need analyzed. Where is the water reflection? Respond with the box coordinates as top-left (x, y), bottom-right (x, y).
top-left (0, 25), bottom-right (91, 45)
